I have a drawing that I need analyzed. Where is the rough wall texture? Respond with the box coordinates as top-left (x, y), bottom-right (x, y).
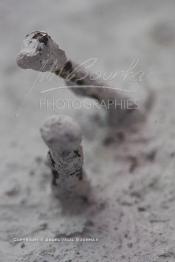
top-left (1, 0), bottom-right (175, 261)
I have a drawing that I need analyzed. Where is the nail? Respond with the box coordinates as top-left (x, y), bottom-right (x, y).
top-left (40, 115), bottom-right (90, 200)
top-left (17, 31), bottom-right (138, 127)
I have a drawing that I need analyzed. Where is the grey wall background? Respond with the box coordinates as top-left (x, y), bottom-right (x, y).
top-left (1, 0), bottom-right (175, 261)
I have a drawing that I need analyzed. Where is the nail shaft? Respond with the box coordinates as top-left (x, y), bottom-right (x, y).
top-left (40, 115), bottom-right (90, 200)
top-left (17, 31), bottom-right (137, 127)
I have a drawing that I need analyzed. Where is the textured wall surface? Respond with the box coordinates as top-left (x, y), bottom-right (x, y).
top-left (1, 0), bottom-right (175, 261)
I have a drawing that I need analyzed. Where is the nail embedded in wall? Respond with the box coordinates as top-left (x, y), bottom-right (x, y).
top-left (17, 31), bottom-right (154, 128)
top-left (40, 115), bottom-right (90, 202)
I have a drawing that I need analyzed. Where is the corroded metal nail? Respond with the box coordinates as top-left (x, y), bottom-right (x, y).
top-left (17, 31), bottom-right (140, 127)
top-left (40, 115), bottom-right (90, 200)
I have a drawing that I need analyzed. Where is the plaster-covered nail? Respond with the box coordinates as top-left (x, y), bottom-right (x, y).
top-left (17, 31), bottom-right (139, 127)
top-left (40, 115), bottom-right (90, 200)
